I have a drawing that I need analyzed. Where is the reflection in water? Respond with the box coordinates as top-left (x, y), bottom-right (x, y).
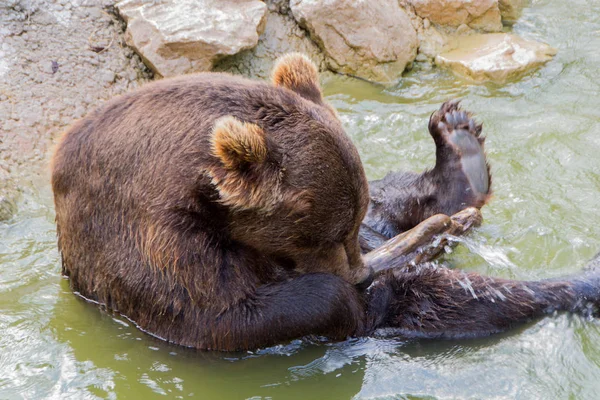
top-left (2, 0), bottom-right (600, 398)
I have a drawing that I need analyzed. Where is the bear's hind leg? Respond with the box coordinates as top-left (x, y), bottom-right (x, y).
top-left (367, 258), bottom-right (600, 339)
top-left (362, 101), bottom-right (491, 238)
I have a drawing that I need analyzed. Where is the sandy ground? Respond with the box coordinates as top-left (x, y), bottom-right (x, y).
top-left (0, 0), bottom-right (151, 219)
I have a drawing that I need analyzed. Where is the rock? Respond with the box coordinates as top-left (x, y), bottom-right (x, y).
top-left (290, 0), bottom-right (418, 84)
top-left (435, 33), bottom-right (557, 83)
top-left (214, 7), bottom-right (325, 80)
top-left (397, 2), bottom-right (448, 62)
top-left (408, 0), bottom-right (503, 32)
top-left (418, 24), bottom-right (447, 60)
top-left (21, 103), bottom-right (43, 127)
top-left (499, 0), bottom-right (526, 24)
top-left (267, 0), bottom-right (291, 14)
top-left (455, 23), bottom-right (474, 35)
top-left (99, 70), bottom-right (115, 84)
top-left (116, 0), bottom-right (268, 77)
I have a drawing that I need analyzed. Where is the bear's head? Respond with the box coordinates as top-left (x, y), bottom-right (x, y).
top-left (208, 54), bottom-right (372, 286)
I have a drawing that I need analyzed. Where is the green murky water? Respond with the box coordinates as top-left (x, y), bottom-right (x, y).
top-left (2, 1), bottom-right (600, 399)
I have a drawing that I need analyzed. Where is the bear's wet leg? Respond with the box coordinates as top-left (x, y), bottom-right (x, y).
top-left (362, 101), bottom-right (491, 239)
top-left (365, 254), bottom-right (600, 338)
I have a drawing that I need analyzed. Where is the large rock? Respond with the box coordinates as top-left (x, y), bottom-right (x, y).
top-left (408, 0), bottom-right (503, 32)
top-left (417, 22), bottom-right (448, 61)
top-left (290, 0), bottom-right (418, 84)
top-left (214, 6), bottom-right (325, 80)
top-left (435, 33), bottom-right (557, 83)
top-left (116, 0), bottom-right (267, 77)
top-left (399, 3), bottom-right (449, 62)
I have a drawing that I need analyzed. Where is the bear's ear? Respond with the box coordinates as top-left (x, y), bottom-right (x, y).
top-left (209, 116), bottom-right (283, 211)
top-left (272, 53), bottom-right (323, 104)
top-left (211, 116), bottom-right (268, 170)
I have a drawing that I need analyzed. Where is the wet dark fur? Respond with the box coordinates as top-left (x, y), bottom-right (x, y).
top-left (52, 55), bottom-right (600, 351)
top-left (360, 101), bottom-right (492, 252)
top-left (359, 102), bottom-right (600, 340)
top-left (365, 259), bottom-right (600, 339)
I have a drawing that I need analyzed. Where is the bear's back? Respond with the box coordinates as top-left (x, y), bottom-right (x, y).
top-left (51, 73), bottom-right (313, 315)
top-left (52, 73), bottom-right (318, 198)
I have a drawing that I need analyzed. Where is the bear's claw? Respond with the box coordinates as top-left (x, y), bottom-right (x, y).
top-left (429, 100), bottom-right (491, 198)
top-left (429, 100), bottom-right (484, 147)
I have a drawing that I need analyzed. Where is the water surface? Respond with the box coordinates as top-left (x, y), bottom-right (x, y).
top-left (2, 1), bottom-right (600, 398)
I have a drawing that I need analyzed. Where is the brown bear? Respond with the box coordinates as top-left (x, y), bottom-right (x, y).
top-left (52, 53), bottom-right (600, 351)
top-left (52, 53), bottom-right (374, 351)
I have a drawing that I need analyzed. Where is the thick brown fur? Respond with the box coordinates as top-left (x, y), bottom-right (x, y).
top-left (52, 54), bottom-right (372, 351)
top-left (272, 53), bottom-right (323, 105)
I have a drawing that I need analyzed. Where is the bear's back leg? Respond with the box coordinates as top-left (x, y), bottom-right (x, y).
top-left (362, 101), bottom-right (492, 238)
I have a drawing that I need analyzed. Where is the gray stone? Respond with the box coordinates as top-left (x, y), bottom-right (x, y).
top-left (0, 195), bottom-right (17, 222)
top-left (99, 70), bottom-right (115, 84)
top-left (418, 24), bottom-right (447, 59)
top-left (408, 0), bottom-right (503, 32)
top-left (40, 60), bottom-right (56, 74)
top-left (435, 33), bottom-right (557, 83)
top-left (117, 0), bottom-right (268, 77)
top-left (291, 0), bottom-right (418, 84)
top-left (399, 2), bottom-right (449, 61)
top-left (214, 8), bottom-right (325, 80)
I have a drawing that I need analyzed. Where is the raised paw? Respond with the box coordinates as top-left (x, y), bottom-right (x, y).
top-left (429, 100), bottom-right (491, 198)
top-left (428, 100), bottom-right (484, 154)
